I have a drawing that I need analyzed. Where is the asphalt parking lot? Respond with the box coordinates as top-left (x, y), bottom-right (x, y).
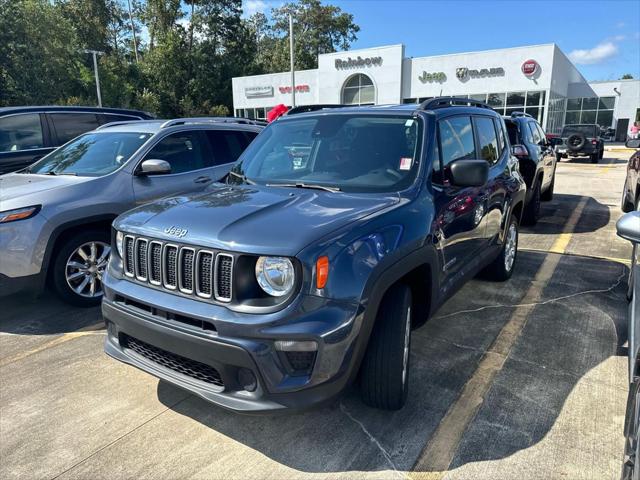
top-left (0, 149), bottom-right (633, 480)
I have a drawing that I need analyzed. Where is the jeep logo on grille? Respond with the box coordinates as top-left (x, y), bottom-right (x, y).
top-left (164, 226), bottom-right (188, 238)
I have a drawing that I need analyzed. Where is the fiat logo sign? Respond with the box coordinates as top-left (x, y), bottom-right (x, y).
top-left (522, 59), bottom-right (539, 76)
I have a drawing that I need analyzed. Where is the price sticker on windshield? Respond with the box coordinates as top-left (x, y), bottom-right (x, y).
top-left (399, 157), bottom-right (413, 170)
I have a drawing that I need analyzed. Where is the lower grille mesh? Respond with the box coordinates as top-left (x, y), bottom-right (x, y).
top-left (122, 334), bottom-right (224, 387)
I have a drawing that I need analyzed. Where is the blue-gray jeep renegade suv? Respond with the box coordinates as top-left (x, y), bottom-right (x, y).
top-left (102, 98), bottom-right (526, 412)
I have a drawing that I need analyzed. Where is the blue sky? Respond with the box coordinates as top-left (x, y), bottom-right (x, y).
top-left (243, 0), bottom-right (640, 81)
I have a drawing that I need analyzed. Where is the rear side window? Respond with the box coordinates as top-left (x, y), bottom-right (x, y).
top-left (101, 114), bottom-right (141, 124)
top-left (205, 130), bottom-right (255, 166)
top-left (527, 122), bottom-right (542, 144)
top-left (494, 118), bottom-right (506, 154)
top-left (474, 116), bottom-right (499, 163)
top-left (144, 131), bottom-right (212, 174)
top-left (50, 113), bottom-right (100, 145)
top-left (0, 113), bottom-right (44, 153)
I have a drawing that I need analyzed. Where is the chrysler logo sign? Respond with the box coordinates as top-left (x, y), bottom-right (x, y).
top-left (335, 56), bottom-right (383, 69)
top-left (244, 86), bottom-right (274, 98)
top-left (456, 66), bottom-right (505, 80)
top-left (521, 59), bottom-right (539, 76)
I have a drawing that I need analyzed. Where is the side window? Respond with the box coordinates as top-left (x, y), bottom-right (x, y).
top-left (0, 114), bottom-right (44, 152)
top-left (101, 114), bottom-right (140, 124)
top-left (535, 123), bottom-right (547, 143)
top-left (205, 130), bottom-right (256, 166)
top-left (474, 116), bottom-right (499, 163)
top-left (527, 122), bottom-right (542, 144)
top-left (144, 131), bottom-right (212, 174)
top-left (437, 116), bottom-right (475, 177)
top-left (494, 117), bottom-right (506, 155)
top-left (50, 113), bottom-right (100, 145)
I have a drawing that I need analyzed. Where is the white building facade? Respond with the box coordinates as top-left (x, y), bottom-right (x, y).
top-left (232, 43), bottom-right (640, 137)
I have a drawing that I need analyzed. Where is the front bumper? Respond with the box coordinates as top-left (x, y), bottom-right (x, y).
top-left (102, 271), bottom-right (364, 413)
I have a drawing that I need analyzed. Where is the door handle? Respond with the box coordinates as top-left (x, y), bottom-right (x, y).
top-left (194, 176), bottom-right (212, 184)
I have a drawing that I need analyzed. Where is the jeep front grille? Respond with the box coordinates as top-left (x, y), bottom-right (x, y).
top-left (123, 235), bottom-right (233, 302)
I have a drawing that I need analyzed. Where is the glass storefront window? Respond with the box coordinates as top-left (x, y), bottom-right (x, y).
top-left (403, 98), bottom-right (417, 104)
top-left (525, 107), bottom-right (540, 121)
top-left (596, 110), bottom-right (613, 127)
top-left (565, 111), bottom-right (580, 124)
top-left (507, 92), bottom-right (525, 106)
top-left (487, 93), bottom-right (505, 107)
top-left (599, 97), bottom-right (615, 110)
top-left (582, 97), bottom-right (598, 110)
top-left (566, 98), bottom-right (582, 111)
top-left (342, 74), bottom-right (375, 105)
top-left (526, 91), bottom-right (542, 106)
top-left (469, 93), bottom-right (487, 102)
top-left (580, 110), bottom-right (596, 123)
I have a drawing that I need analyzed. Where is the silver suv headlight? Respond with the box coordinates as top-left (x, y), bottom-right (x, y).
top-left (115, 231), bottom-right (124, 258)
top-left (255, 256), bottom-right (295, 297)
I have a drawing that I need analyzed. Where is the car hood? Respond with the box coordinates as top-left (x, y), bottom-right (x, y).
top-left (0, 173), bottom-right (95, 209)
top-left (115, 184), bottom-right (400, 256)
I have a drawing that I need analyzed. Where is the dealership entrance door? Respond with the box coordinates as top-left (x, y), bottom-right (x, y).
top-left (616, 118), bottom-right (629, 142)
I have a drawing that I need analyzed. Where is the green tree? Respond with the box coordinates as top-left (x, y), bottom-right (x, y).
top-left (621, 74), bottom-right (634, 79)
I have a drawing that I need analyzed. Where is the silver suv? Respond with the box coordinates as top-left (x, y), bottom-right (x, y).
top-left (0, 118), bottom-right (262, 306)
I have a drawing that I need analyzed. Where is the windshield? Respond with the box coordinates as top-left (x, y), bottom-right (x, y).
top-left (561, 125), bottom-right (597, 137)
top-left (228, 114), bottom-right (422, 193)
top-left (28, 132), bottom-right (152, 176)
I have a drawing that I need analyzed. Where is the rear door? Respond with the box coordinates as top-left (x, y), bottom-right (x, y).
top-left (0, 113), bottom-right (53, 173)
top-left (132, 130), bottom-right (217, 205)
top-left (432, 115), bottom-right (487, 289)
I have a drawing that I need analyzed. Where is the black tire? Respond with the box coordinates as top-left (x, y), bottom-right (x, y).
top-left (522, 179), bottom-right (541, 225)
top-left (360, 283), bottom-right (412, 411)
top-left (590, 152), bottom-right (598, 163)
top-left (481, 216), bottom-right (519, 281)
top-left (541, 172), bottom-right (555, 202)
top-left (622, 380), bottom-right (640, 480)
top-left (622, 179), bottom-right (635, 213)
top-left (51, 229), bottom-right (111, 307)
top-left (599, 147), bottom-right (604, 160)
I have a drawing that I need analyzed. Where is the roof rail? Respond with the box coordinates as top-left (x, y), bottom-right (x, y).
top-left (418, 96), bottom-right (493, 111)
top-left (510, 111), bottom-right (532, 118)
top-left (286, 104), bottom-right (345, 116)
top-left (160, 117), bottom-right (266, 128)
top-left (96, 120), bottom-right (145, 130)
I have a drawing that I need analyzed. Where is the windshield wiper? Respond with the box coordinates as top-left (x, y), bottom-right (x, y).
top-left (228, 170), bottom-right (255, 185)
top-left (266, 182), bottom-right (342, 193)
top-left (47, 171), bottom-right (77, 176)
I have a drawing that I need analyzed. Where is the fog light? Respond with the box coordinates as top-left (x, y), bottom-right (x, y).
top-left (274, 340), bottom-right (317, 352)
top-left (237, 368), bottom-right (257, 392)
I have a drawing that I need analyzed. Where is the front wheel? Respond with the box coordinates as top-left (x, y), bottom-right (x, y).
top-left (51, 230), bottom-right (111, 307)
top-left (482, 217), bottom-right (519, 281)
top-left (360, 283), bottom-right (412, 410)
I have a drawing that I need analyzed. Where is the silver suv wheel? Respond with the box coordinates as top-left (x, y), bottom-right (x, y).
top-left (65, 241), bottom-right (110, 298)
top-left (504, 223), bottom-right (517, 273)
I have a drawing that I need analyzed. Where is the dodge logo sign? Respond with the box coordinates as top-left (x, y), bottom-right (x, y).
top-left (164, 226), bottom-right (188, 238)
top-left (522, 59), bottom-right (539, 76)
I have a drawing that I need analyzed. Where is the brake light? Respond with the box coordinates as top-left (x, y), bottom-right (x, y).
top-left (316, 256), bottom-right (329, 289)
top-left (591, 140), bottom-right (597, 145)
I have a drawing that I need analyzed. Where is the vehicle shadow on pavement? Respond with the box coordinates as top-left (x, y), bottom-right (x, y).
top-left (155, 251), bottom-right (628, 475)
top-left (560, 156), bottom-right (627, 165)
top-left (0, 291), bottom-right (103, 335)
top-left (522, 193), bottom-right (610, 235)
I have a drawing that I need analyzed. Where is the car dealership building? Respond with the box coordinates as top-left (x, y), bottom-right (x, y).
top-left (232, 43), bottom-right (640, 138)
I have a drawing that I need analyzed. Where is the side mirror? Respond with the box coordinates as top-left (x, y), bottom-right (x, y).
top-left (617, 211), bottom-right (640, 243)
top-left (449, 159), bottom-right (489, 187)
top-left (626, 139), bottom-right (640, 149)
top-left (138, 159), bottom-right (171, 175)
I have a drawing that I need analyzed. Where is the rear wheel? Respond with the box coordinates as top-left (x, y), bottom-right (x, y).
top-left (599, 147), bottom-right (604, 160)
top-left (590, 151), bottom-right (599, 163)
top-left (541, 172), bottom-right (555, 201)
top-left (360, 283), bottom-right (412, 410)
top-left (522, 179), bottom-right (541, 225)
top-left (482, 216), bottom-right (518, 281)
top-left (51, 230), bottom-right (111, 307)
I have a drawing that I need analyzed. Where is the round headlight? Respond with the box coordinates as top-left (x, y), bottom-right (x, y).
top-left (116, 231), bottom-right (124, 258)
top-left (255, 256), bottom-right (295, 297)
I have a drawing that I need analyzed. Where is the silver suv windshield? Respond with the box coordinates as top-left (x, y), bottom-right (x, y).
top-left (27, 132), bottom-right (152, 176)
top-left (229, 114), bottom-right (422, 193)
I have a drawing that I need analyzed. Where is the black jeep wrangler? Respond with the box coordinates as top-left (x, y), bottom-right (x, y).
top-left (555, 123), bottom-right (604, 163)
top-left (102, 97), bottom-right (526, 412)
top-left (503, 112), bottom-right (558, 225)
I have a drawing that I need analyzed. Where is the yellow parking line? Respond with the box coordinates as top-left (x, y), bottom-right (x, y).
top-left (411, 196), bottom-right (589, 478)
top-left (0, 329), bottom-right (104, 368)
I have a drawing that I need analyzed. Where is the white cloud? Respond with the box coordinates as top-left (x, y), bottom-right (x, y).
top-left (568, 41), bottom-right (619, 65)
top-left (616, 21), bottom-right (626, 28)
top-left (244, 0), bottom-right (268, 16)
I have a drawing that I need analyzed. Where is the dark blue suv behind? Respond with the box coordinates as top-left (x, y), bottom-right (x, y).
top-left (102, 97), bottom-right (526, 412)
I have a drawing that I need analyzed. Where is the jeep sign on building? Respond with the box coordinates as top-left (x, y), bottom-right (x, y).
top-left (232, 43), bottom-right (640, 135)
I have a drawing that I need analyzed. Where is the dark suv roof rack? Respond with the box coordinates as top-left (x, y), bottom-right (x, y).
top-left (286, 104), bottom-right (345, 116)
top-left (510, 111), bottom-right (532, 118)
top-left (418, 96), bottom-right (492, 111)
top-left (160, 117), bottom-right (266, 128)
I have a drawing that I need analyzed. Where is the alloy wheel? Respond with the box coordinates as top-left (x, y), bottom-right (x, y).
top-left (402, 305), bottom-right (411, 386)
top-left (65, 241), bottom-right (111, 298)
top-left (504, 223), bottom-right (517, 273)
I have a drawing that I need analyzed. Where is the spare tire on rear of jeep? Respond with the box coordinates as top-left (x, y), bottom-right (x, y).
top-left (567, 133), bottom-right (586, 151)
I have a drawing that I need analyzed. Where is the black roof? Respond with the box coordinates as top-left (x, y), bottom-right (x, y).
top-left (0, 105), bottom-right (154, 118)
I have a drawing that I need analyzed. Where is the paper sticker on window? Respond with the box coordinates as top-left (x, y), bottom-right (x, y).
top-left (399, 157), bottom-right (413, 170)
top-left (404, 119), bottom-right (414, 127)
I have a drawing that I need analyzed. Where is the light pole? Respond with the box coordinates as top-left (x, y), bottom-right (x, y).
top-left (84, 50), bottom-right (104, 107)
top-left (289, 13), bottom-right (296, 108)
top-left (126, 0), bottom-right (139, 63)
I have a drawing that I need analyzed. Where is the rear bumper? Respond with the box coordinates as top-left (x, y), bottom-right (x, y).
top-left (102, 272), bottom-right (364, 414)
top-left (556, 144), bottom-right (599, 156)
